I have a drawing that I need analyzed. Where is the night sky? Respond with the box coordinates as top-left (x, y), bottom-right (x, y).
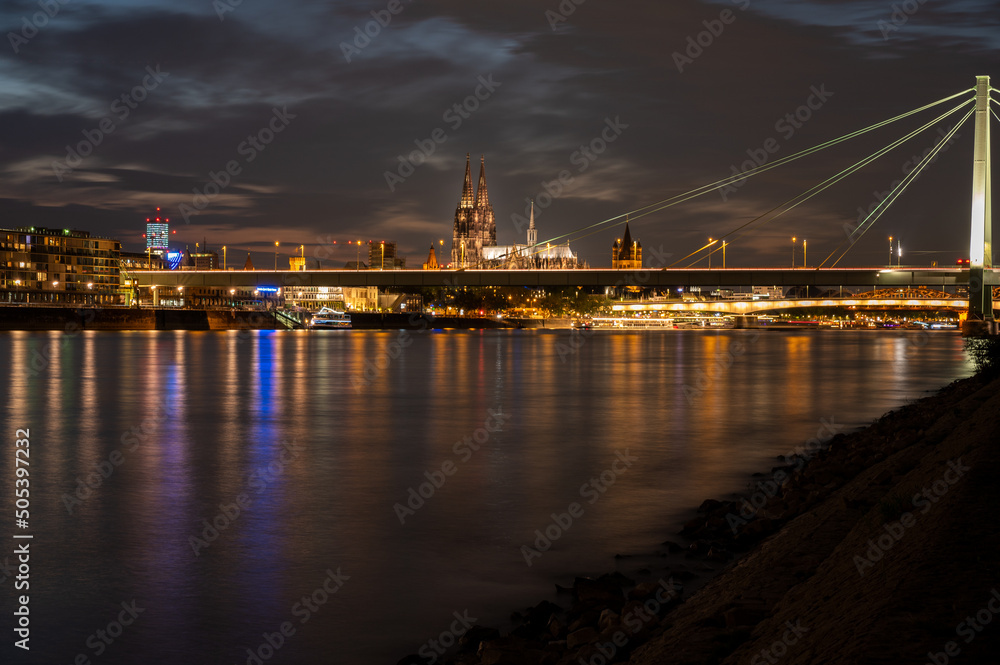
top-left (1, 0), bottom-right (997, 268)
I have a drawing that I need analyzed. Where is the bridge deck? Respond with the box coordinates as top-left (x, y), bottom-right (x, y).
top-left (129, 267), bottom-right (998, 290)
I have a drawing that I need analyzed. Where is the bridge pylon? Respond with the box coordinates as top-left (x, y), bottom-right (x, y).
top-left (966, 75), bottom-right (994, 333)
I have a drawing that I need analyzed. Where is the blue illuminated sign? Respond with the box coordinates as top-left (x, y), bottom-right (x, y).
top-left (257, 286), bottom-right (279, 293)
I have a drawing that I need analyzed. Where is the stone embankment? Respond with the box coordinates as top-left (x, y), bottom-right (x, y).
top-left (404, 372), bottom-right (1000, 665)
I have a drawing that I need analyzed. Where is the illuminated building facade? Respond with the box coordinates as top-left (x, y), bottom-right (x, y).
top-left (612, 221), bottom-right (642, 269)
top-left (145, 208), bottom-right (170, 255)
top-left (481, 201), bottom-right (582, 269)
top-left (1, 226), bottom-right (122, 304)
top-left (451, 154), bottom-right (496, 268)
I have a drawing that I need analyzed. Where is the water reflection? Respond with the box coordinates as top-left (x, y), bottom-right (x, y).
top-left (0, 329), bottom-right (972, 664)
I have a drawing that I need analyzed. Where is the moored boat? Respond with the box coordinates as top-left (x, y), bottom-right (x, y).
top-left (309, 306), bottom-right (352, 329)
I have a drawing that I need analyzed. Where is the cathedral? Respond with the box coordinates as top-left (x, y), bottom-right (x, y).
top-left (451, 154), bottom-right (581, 269)
top-left (451, 154), bottom-right (496, 268)
top-left (481, 201), bottom-right (581, 269)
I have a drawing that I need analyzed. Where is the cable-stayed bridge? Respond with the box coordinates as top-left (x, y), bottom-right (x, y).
top-left (132, 77), bottom-right (998, 329)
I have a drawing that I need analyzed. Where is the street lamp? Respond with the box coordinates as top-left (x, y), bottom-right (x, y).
top-left (888, 236), bottom-right (893, 266)
top-left (222, 246), bottom-right (227, 270)
top-left (274, 241), bottom-right (279, 270)
top-left (791, 237), bottom-right (797, 268)
top-left (708, 238), bottom-right (713, 269)
top-left (722, 240), bottom-right (727, 269)
top-left (802, 239), bottom-right (807, 268)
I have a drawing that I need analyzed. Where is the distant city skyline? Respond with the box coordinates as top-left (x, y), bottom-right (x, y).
top-left (1, 1), bottom-right (997, 267)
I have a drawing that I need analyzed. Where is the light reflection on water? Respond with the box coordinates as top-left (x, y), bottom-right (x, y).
top-left (0, 329), bottom-right (972, 664)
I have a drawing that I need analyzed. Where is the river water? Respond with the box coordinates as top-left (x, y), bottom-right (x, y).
top-left (0, 329), bottom-right (973, 664)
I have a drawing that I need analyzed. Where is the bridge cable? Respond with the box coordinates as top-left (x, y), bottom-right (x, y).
top-left (532, 87), bottom-right (975, 250)
top-left (824, 106), bottom-right (974, 267)
top-left (674, 99), bottom-right (975, 268)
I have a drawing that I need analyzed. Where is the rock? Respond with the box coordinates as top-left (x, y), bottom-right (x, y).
top-left (698, 498), bottom-right (725, 513)
top-left (598, 609), bottom-right (620, 632)
top-left (680, 517), bottom-right (704, 535)
top-left (547, 615), bottom-right (566, 639)
top-left (705, 545), bottom-right (731, 562)
top-left (628, 581), bottom-right (663, 601)
top-left (661, 540), bottom-right (684, 552)
top-left (566, 627), bottom-right (598, 650)
top-left (459, 626), bottom-right (500, 652)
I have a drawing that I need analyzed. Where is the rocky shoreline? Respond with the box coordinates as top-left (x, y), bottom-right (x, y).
top-left (398, 369), bottom-right (1000, 665)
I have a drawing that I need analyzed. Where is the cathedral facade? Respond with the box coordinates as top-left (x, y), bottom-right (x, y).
top-left (451, 154), bottom-right (496, 268)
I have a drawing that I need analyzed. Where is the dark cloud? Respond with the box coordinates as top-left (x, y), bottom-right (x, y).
top-left (0, 0), bottom-right (996, 266)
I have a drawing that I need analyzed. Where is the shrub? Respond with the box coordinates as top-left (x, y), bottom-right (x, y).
top-left (963, 336), bottom-right (1000, 376)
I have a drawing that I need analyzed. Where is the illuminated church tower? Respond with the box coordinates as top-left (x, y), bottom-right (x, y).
top-left (451, 154), bottom-right (496, 268)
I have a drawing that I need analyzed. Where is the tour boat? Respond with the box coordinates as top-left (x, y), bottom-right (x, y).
top-left (309, 307), bottom-right (352, 329)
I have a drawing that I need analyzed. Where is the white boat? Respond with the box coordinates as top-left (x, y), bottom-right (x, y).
top-left (309, 307), bottom-right (352, 329)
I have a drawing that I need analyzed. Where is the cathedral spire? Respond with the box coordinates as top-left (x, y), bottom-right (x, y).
top-left (459, 153), bottom-right (474, 208)
top-left (476, 155), bottom-right (489, 208)
top-left (527, 199), bottom-right (537, 246)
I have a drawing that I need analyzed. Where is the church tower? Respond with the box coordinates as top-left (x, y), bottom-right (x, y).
top-left (527, 199), bottom-right (537, 247)
top-left (451, 153), bottom-right (496, 268)
top-left (452, 154), bottom-right (475, 267)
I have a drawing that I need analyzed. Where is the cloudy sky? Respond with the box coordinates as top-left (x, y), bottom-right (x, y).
top-left (1, 0), bottom-right (997, 268)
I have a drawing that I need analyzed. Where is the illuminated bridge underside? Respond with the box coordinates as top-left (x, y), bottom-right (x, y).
top-left (131, 267), bottom-right (998, 290)
top-left (613, 298), bottom-right (972, 315)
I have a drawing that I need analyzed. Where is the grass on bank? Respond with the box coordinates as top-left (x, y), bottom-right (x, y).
top-left (963, 336), bottom-right (1000, 376)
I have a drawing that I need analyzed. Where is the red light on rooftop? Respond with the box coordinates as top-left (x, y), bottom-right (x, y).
top-left (156, 207), bottom-right (160, 211)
